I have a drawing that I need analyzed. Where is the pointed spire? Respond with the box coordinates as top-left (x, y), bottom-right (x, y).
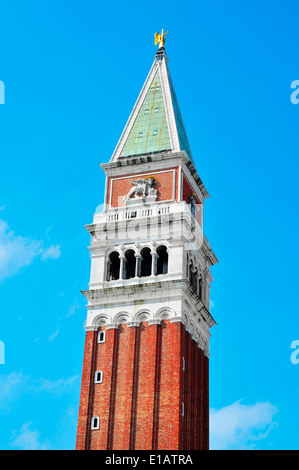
top-left (110, 40), bottom-right (194, 165)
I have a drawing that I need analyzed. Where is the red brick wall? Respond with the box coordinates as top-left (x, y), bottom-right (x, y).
top-left (199, 347), bottom-right (207, 450)
top-left (75, 329), bottom-right (97, 450)
top-left (89, 327), bottom-right (117, 450)
top-left (76, 321), bottom-right (209, 450)
top-left (111, 324), bottom-right (137, 449)
top-left (134, 322), bottom-right (159, 450)
top-left (203, 354), bottom-right (209, 450)
top-left (156, 320), bottom-right (182, 450)
top-left (107, 169), bottom-right (179, 209)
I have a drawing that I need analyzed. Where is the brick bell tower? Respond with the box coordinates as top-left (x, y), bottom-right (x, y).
top-left (75, 32), bottom-right (218, 451)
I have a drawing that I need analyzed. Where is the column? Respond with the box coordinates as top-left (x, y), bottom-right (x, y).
top-left (151, 250), bottom-right (157, 276)
top-left (120, 256), bottom-right (125, 280)
top-left (135, 255), bottom-right (141, 278)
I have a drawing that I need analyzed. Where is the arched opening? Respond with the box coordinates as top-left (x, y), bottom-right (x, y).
top-left (192, 267), bottom-right (198, 293)
top-left (198, 277), bottom-right (202, 300)
top-left (124, 249), bottom-right (136, 279)
top-left (108, 251), bottom-right (120, 281)
top-left (186, 254), bottom-right (189, 279)
top-left (91, 416), bottom-right (99, 430)
top-left (95, 370), bottom-right (103, 383)
top-left (97, 330), bottom-right (106, 343)
top-left (156, 245), bottom-right (168, 275)
top-left (140, 247), bottom-right (152, 277)
top-left (189, 259), bottom-right (194, 286)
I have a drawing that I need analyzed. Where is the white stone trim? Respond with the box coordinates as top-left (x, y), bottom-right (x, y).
top-left (83, 280), bottom-right (214, 355)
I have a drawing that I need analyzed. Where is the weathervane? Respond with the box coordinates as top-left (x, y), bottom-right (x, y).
top-left (154, 29), bottom-right (168, 49)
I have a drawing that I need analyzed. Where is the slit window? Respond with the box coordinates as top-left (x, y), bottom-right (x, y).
top-left (95, 370), bottom-right (103, 383)
top-left (198, 277), bottom-right (202, 300)
top-left (98, 330), bottom-right (106, 343)
top-left (108, 251), bottom-right (120, 281)
top-left (156, 245), bottom-right (168, 275)
top-left (140, 247), bottom-right (152, 277)
top-left (91, 416), bottom-right (100, 430)
top-left (123, 249), bottom-right (136, 280)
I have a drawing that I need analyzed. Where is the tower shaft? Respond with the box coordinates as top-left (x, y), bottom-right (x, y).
top-left (76, 45), bottom-right (217, 451)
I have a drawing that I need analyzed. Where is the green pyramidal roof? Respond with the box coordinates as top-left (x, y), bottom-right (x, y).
top-left (121, 70), bottom-right (171, 157)
top-left (111, 50), bottom-right (194, 165)
top-left (167, 69), bottom-right (193, 164)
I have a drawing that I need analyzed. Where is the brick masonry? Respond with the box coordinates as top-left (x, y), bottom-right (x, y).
top-left (107, 168), bottom-right (179, 209)
top-left (75, 320), bottom-right (209, 450)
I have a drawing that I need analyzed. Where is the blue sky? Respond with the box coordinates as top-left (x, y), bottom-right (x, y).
top-left (0, 0), bottom-right (299, 450)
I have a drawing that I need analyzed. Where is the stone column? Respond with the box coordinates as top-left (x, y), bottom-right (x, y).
top-left (120, 256), bottom-right (126, 280)
top-left (135, 255), bottom-right (141, 278)
top-left (151, 251), bottom-right (157, 276)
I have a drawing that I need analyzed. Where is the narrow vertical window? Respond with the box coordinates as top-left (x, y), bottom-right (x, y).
top-left (91, 416), bottom-right (100, 430)
top-left (123, 249), bottom-right (136, 280)
top-left (182, 402), bottom-right (185, 417)
top-left (189, 260), bottom-right (194, 285)
top-left (98, 330), bottom-right (106, 343)
top-left (198, 277), bottom-right (202, 300)
top-left (108, 251), bottom-right (120, 281)
top-left (156, 245), bottom-right (168, 275)
top-left (140, 247), bottom-right (152, 277)
top-left (192, 267), bottom-right (198, 293)
top-left (95, 370), bottom-right (103, 383)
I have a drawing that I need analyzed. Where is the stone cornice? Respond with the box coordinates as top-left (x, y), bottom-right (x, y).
top-left (82, 278), bottom-right (216, 355)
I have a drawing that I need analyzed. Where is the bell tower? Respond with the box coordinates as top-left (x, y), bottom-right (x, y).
top-left (75, 36), bottom-right (218, 451)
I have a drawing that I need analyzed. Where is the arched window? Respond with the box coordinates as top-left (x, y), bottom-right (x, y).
top-left (186, 254), bottom-right (190, 279)
top-left (91, 416), bottom-right (100, 430)
top-left (156, 245), bottom-right (168, 275)
top-left (198, 276), bottom-right (202, 300)
top-left (123, 249), bottom-right (136, 279)
top-left (140, 247), bottom-right (152, 277)
top-left (192, 267), bottom-right (198, 293)
top-left (108, 251), bottom-right (120, 281)
top-left (189, 259), bottom-right (194, 286)
top-left (188, 259), bottom-right (202, 298)
top-left (97, 330), bottom-right (106, 343)
top-left (95, 370), bottom-right (103, 383)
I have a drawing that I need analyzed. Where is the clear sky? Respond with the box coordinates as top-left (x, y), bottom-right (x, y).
top-left (0, 0), bottom-right (299, 450)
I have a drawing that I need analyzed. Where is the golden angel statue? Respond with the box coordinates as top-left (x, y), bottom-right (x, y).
top-left (154, 29), bottom-right (168, 48)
